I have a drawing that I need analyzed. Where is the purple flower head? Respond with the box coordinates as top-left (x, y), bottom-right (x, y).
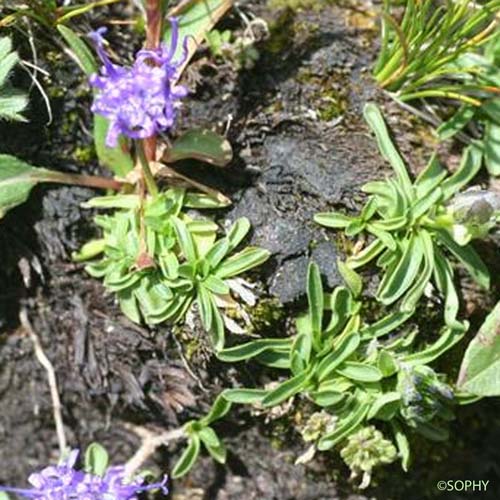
top-left (89, 18), bottom-right (188, 147)
top-left (0, 450), bottom-right (168, 499)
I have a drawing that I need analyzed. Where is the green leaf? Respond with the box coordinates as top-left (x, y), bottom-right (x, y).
top-left (391, 421), bottom-right (411, 472)
top-left (197, 284), bottom-right (213, 331)
top-left (317, 394), bottom-right (369, 450)
top-left (172, 216), bottom-right (198, 263)
top-left (227, 217), bottom-right (251, 251)
top-left (83, 194), bottom-right (139, 209)
top-left (261, 371), bottom-right (310, 407)
top-left (347, 239), bottom-right (385, 269)
top-left (337, 260), bottom-right (363, 297)
top-left (165, 0), bottom-right (233, 72)
top-left (363, 103), bottom-right (413, 198)
top-left (457, 302), bottom-right (500, 396)
top-left (335, 362), bottom-right (383, 382)
top-left (164, 128), bottom-right (233, 166)
top-left (290, 332), bottom-right (312, 375)
top-left (203, 275), bottom-right (229, 295)
top-left (222, 388), bottom-right (268, 404)
top-left (484, 120), bottom-right (500, 176)
top-left (314, 212), bottom-right (352, 228)
top-left (84, 442), bottom-right (109, 476)
top-left (201, 394), bottom-right (232, 425)
top-left (436, 229), bottom-right (490, 289)
top-left (57, 25), bottom-right (98, 75)
top-left (0, 37), bottom-right (18, 86)
top-left (361, 310), bottom-right (414, 339)
top-left (415, 154), bottom-right (447, 199)
top-left (377, 235), bottom-right (424, 305)
top-left (309, 390), bottom-right (345, 407)
top-left (401, 324), bottom-right (466, 366)
top-left (199, 427), bottom-right (227, 463)
top-left (317, 332), bottom-right (360, 382)
top-left (307, 262), bottom-right (324, 337)
top-left (171, 435), bottom-right (201, 478)
top-left (0, 92), bottom-right (28, 122)
top-left (437, 105), bottom-right (476, 140)
top-left (0, 155), bottom-right (56, 218)
top-left (368, 392), bottom-right (400, 420)
top-left (441, 145), bottom-right (482, 200)
top-left (217, 338), bottom-right (292, 362)
top-left (93, 115), bottom-right (134, 177)
top-left (216, 247), bottom-right (270, 279)
top-left (205, 238), bottom-right (230, 268)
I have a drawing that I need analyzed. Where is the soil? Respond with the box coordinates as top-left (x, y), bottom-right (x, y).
top-left (1, 1), bottom-right (499, 500)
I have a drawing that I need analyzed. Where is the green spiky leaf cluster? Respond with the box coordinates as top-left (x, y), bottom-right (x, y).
top-left (374, 0), bottom-right (500, 105)
top-left (77, 189), bottom-right (269, 351)
top-left (315, 103), bottom-right (491, 331)
top-left (0, 36), bottom-right (28, 122)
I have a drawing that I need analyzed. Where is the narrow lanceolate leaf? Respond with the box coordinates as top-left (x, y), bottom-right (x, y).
top-left (199, 427), bottom-right (227, 463)
top-left (457, 302), bottom-right (500, 397)
top-left (484, 120), bottom-right (500, 176)
top-left (317, 332), bottom-right (360, 382)
top-left (57, 25), bottom-right (98, 75)
top-left (307, 262), bottom-right (324, 338)
top-left (401, 324), bottom-right (466, 366)
top-left (436, 229), bottom-right (490, 289)
top-left (164, 129), bottom-right (233, 166)
top-left (377, 235), bottom-right (424, 305)
top-left (201, 394), bottom-right (232, 425)
top-left (216, 247), bottom-right (270, 279)
top-left (314, 212), bottom-right (352, 228)
top-left (227, 217), bottom-right (251, 251)
top-left (222, 388), bottom-right (269, 404)
top-left (415, 154), bottom-right (447, 199)
top-left (0, 155), bottom-right (55, 218)
top-left (317, 394), bottom-right (369, 450)
top-left (217, 338), bottom-right (293, 362)
top-left (337, 260), bottom-right (363, 297)
top-left (290, 333), bottom-right (312, 375)
top-left (166, 0), bottom-right (233, 75)
top-left (335, 362), bottom-right (383, 382)
top-left (437, 105), bottom-right (476, 140)
top-left (441, 145), bottom-right (482, 200)
top-left (363, 103), bottom-right (413, 198)
top-left (391, 421), bottom-right (411, 472)
top-left (261, 371), bottom-right (310, 407)
top-left (171, 435), bottom-right (201, 478)
top-left (172, 216), bottom-right (198, 263)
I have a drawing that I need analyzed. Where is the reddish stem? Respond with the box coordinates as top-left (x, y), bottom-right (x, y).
top-left (144, 0), bottom-right (164, 161)
top-left (45, 171), bottom-right (123, 191)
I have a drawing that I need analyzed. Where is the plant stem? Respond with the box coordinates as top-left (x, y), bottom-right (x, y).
top-left (144, 0), bottom-right (166, 161)
top-left (43, 171), bottom-right (123, 191)
top-left (137, 140), bottom-right (159, 197)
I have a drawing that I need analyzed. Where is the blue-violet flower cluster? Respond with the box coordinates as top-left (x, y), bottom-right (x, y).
top-left (89, 18), bottom-right (188, 147)
top-left (0, 450), bottom-right (168, 499)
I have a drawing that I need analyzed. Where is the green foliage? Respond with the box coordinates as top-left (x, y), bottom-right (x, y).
top-left (0, 0), bottom-right (122, 29)
top-left (437, 32), bottom-right (500, 176)
top-left (0, 154), bottom-right (58, 218)
top-left (84, 442), bottom-right (109, 476)
top-left (0, 36), bottom-right (28, 122)
top-left (457, 301), bottom-right (500, 397)
top-left (373, 0), bottom-right (500, 104)
top-left (79, 189), bottom-right (269, 350)
top-left (178, 260), bottom-right (464, 484)
top-left (315, 103), bottom-right (490, 329)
